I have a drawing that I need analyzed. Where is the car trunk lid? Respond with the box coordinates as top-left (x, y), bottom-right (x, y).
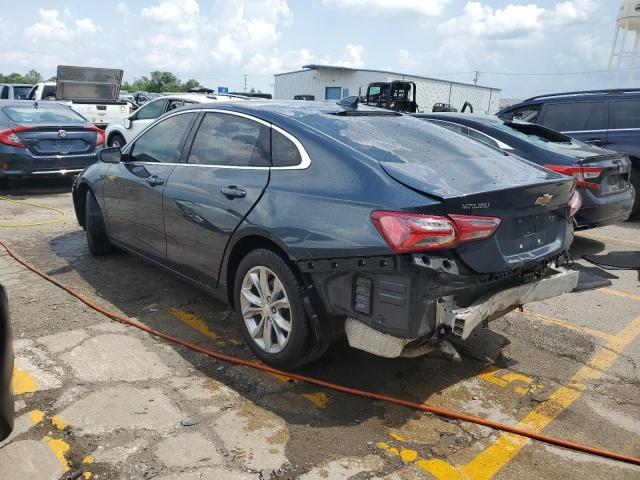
top-left (380, 159), bottom-right (574, 274)
top-left (16, 125), bottom-right (98, 156)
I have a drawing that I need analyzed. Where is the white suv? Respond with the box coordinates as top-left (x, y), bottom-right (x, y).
top-left (104, 93), bottom-right (248, 147)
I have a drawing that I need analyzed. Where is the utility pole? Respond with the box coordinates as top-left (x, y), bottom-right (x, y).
top-left (244, 74), bottom-right (247, 92)
top-left (473, 70), bottom-right (479, 85)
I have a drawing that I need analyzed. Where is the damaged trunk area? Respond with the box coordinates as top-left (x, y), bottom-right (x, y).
top-left (300, 250), bottom-right (577, 359)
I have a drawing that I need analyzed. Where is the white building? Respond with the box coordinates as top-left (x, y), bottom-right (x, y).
top-left (274, 65), bottom-right (501, 113)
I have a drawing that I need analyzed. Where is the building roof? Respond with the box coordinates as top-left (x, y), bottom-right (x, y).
top-left (274, 64), bottom-right (500, 92)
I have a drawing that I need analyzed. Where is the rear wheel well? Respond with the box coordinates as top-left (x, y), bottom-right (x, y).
top-left (107, 131), bottom-right (125, 144)
top-left (226, 235), bottom-right (300, 307)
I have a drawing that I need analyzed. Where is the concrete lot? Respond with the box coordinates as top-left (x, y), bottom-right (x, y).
top-left (0, 178), bottom-right (639, 480)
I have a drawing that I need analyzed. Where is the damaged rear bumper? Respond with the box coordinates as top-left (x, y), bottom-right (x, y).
top-left (435, 268), bottom-right (578, 340)
top-left (301, 251), bottom-right (576, 358)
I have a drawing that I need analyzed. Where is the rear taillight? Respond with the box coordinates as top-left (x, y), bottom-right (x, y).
top-left (0, 126), bottom-right (29, 148)
top-left (88, 126), bottom-right (106, 146)
top-left (568, 190), bottom-right (582, 218)
top-left (544, 164), bottom-right (603, 190)
top-left (371, 211), bottom-right (501, 253)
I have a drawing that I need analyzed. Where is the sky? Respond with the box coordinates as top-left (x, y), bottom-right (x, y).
top-left (0, 0), bottom-right (633, 99)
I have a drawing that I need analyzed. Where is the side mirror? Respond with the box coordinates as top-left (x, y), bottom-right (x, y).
top-left (99, 147), bottom-right (122, 164)
top-left (123, 117), bottom-right (132, 129)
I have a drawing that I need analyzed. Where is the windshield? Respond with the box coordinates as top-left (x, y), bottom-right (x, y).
top-left (2, 105), bottom-right (86, 124)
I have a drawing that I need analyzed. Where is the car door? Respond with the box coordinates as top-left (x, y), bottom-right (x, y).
top-left (102, 111), bottom-right (198, 262)
top-left (124, 98), bottom-right (168, 142)
top-left (605, 98), bottom-right (640, 153)
top-left (163, 111), bottom-right (271, 287)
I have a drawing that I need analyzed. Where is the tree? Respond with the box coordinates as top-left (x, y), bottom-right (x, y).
top-left (0, 70), bottom-right (43, 84)
top-left (121, 72), bottom-right (202, 93)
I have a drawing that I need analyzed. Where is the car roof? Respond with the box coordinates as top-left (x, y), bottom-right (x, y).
top-left (154, 93), bottom-right (249, 102)
top-left (0, 83), bottom-right (32, 87)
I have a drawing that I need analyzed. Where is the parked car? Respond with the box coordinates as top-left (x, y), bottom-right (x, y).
top-left (104, 93), bottom-right (248, 147)
top-left (72, 101), bottom-right (580, 368)
top-left (0, 101), bottom-right (105, 187)
top-left (27, 66), bottom-right (133, 130)
top-left (416, 113), bottom-right (634, 229)
top-left (0, 84), bottom-right (33, 100)
top-left (0, 283), bottom-right (13, 441)
top-left (497, 88), bottom-right (640, 216)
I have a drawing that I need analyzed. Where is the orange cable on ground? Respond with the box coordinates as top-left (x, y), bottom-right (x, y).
top-left (1, 238), bottom-right (638, 467)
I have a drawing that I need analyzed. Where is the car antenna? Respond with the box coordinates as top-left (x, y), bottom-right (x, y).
top-left (337, 95), bottom-right (359, 111)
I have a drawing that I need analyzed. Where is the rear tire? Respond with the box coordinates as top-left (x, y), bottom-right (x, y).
top-left (629, 168), bottom-right (639, 219)
top-left (85, 190), bottom-right (113, 256)
top-left (234, 248), bottom-right (327, 369)
top-left (108, 133), bottom-right (126, 148)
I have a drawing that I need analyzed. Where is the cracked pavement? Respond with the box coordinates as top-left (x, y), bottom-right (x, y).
top-left (0, 178), bottom-right (639, 479)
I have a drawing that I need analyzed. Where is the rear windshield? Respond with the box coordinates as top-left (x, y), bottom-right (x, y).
top-left (302, 114), bottom-right (497, 164)
top-left (2, 105), bottom-right (86, 124)
top-left (495, 121), bottom-right (590, 149)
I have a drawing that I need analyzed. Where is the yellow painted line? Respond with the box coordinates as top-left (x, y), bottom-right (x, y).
top-left (412, 313), bottom-right (640, 480)
top-left (170, 307), bottom-right (225, 346)
top-left (43, 436), bottom-right (70, 472)
top-left (599, 288), bottom-right (640, 303)
top-left (83, 473), bottom-right (93, 479)
top-left (478, 366), bottom-right (535, 395)
top-left (576, 232), bottom-right (640, 248)
top-left (12, 367), bottom-right (38, 394)
top-left (82, 455), bottom-right (94, 464)
top-left (521, 309), bottom-right (613, 341)
top-left (390, 432), bottom-right (405, 442)
top-left (27, 409), bottom-right (45, 425)
top-left (51, 416), bottom-right (65, 430)
top-left (302, 392), bottom-right (330, 408)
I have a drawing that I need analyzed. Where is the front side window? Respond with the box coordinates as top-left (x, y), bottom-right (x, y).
top-left (136, 99), bottom-right (166, 120)
top-left (506, 105), bottom-right (541, 123)
top-left (130, 113), bottom-right (195, 163)
top-left (467, 128), bottom-right (500, 148)
top-left (188, 113), bottom-right (269, 167)
top-left (272, 130), bottom-right (301, 167)
top-left (613, 100), bottom-right (640, 129)
top-left (0, 87), bottom-right (7, 99)
top-left (166, 100), bottom-right (185, 112)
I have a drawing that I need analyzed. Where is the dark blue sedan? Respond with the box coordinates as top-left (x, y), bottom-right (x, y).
top-left (416, 113), bottom-right (635, 229)
top-left (72, 101), bottom-right (580, 368)
top-left (0, 101), bottom-right (104, 188)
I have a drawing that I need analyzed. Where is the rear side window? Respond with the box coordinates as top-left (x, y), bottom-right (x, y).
top-left (427, 119), bottom-right (468, 135)
top-left (136, 99), bottom-right (166, 120)
top-left (0, 87), bottom-right (7, 99)
top-left (42, 85), bottom-right (56, 99)
top-left (613, 100), bottom-right (640, 129)
top-left (130, 112), bottom-right (195, 163)
top-left (271, 130), bottom-right (301, 167)
top-left (188, 113), bottom-right (269, 167)
top-left (467, 128), bottom-right (500, 148)
top-left (542, 102), bottom-right (606, 132)
top-left (1, 105), bottom-right (85, 123)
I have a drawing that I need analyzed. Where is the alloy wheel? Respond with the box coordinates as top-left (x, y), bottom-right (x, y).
top-left (240, 266), bottom-right (292, 354)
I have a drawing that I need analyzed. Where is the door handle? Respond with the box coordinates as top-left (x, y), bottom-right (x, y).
top-left (221, 186), bottom-right (246, 199)
top-left (584, 138), bottom-right (603, 144)
top-left (147, 175), bottom-right (165, 186)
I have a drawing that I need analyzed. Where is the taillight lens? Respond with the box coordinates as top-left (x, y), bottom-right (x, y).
top-left (0, 126), bottom-right (29, 148)
top-left (371, 211), bottom-right (501, 253)
top-left (544, 164), bottom-right (603, 190)
top-left (568, 190), bottom-right (582, 218)
top-left (88, 126), bottom-right (106, 146)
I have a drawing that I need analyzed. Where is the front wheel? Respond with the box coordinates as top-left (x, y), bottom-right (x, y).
top-left (85, 190), bottom-right (113, 256)
top-left (234, 249), bottom-right (327, 369)
top-left (629, 168), bottom-right (639, 219)
top-left (107, 133), bottom-right (126, 148)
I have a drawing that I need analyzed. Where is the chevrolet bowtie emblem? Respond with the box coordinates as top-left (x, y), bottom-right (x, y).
top-left (535, 194), bottom-right (554, 206)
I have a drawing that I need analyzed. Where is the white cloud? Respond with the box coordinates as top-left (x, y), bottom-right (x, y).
top-left (116, 2), bottom-right (129, 16)
top-left (333, 44), bottom-right (365, 68)
top-left (25, 9), bottom-right (74, 42)
top-left (75, 18), bottom-right (100, 35)
top-left (437, 2), bottom-right (545, 39)
top-left (141, 0), bottom-right (200, 23)
top-left (322, 0), bottom-right (450, 16)
top-left (549, 0), bottom-right (598, 25)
